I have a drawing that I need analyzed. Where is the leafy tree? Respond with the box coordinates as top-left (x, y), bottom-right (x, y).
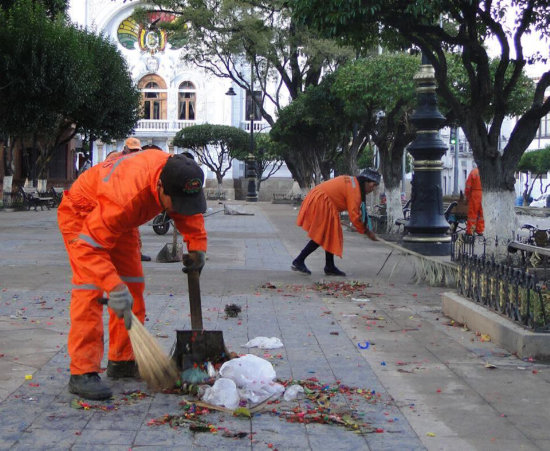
top-left (133, 0), bottom-right (355, 188)
top-left (253, 133), bottom-right (284, 193)
top-left (173, 124), bottom-right (249, 192)
top-left (270, 78), bottom-right (349, 188)
top-left (292, 0), bottom-right (550, 238)
top-left (331, 54), bottom-right (419, 231)
top-left (0, 0), bottom-right (140, 182)
top-left (517, 147), bottom-right (550, 205)
top-left (0, 0), bottom-right (67, 17)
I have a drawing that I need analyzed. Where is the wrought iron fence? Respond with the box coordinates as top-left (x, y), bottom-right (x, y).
top-left (452, 232), bottom-right (550, 332)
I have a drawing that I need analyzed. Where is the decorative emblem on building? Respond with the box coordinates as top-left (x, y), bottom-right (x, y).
top-left (117, 13), bottom-right (186, 54)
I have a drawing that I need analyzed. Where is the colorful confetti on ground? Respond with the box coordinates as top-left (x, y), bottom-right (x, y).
top-left (146, 377), bottom-right (382, 437)
top-left (70, 390), bottom-right (150, 411)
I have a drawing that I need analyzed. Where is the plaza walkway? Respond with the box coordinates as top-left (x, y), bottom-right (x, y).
top-left (0, 202), bottom-right (549, 450)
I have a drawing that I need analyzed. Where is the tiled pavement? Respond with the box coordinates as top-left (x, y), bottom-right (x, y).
top-left (1, 202), bottom-right (550, 450)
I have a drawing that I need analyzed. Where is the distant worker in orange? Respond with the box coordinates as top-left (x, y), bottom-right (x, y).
top-left (58, 149), bottom-right (207, 400)
top-left (292, 169), bottom-right (380, 276)
top-left (465, 164), bottom-right (484, 235)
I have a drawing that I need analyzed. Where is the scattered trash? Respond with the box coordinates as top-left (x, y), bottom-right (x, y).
top-left (426, 432), bottom-right (436, 437)
top-left (330, 331), bottom-right (339, 335)
top-left (202, 378), bottom-right (240, 410)
top-left (224, 304), bottom-right (242, 317)
top-left (219, 354), bottom-right (284, 404)
top-left (352, 298), bottom-right (371, 302)
top-left (485, 363), bottom-right (497, 369)
top-left (283, 384), bottom-right (305, 401)
top-left (24, 374), bottom-right (32, 380)
top-left (358, 341), bottom-right (370, 349)
top-left (243, 337), bottom-right (284, 349)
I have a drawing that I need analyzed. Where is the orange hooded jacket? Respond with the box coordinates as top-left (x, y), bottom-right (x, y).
top-left (297, 175), bottom-right (365, 257)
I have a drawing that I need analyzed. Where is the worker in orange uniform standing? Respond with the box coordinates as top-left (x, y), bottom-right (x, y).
top-left (292, 168), bottom-right (380, 276)
top-left (465, 164), bottom-right (484, 235)
top-left (58, 149), bottom-right (207, 400)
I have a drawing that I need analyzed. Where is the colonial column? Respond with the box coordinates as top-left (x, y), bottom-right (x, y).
top-left (402, 53), bottom-right (451, 256)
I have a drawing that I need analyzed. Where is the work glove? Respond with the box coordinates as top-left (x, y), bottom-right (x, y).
top-left (108, 285), bottom-right (133, 329)
top-left (182, 251), bottom-right (206, 274)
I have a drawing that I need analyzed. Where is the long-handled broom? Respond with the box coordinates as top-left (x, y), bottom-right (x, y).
top-left (374, 237), bottom-right (458, 287)
top-left (100, 299), bottom-right (179, 390)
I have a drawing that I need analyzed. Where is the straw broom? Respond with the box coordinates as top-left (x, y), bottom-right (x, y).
top-left (99, 299), bottom-right (179, 390)
top-left (374, 237), bottom-right (458, 287)
top-left (126, 312), bottom-right (179, 390)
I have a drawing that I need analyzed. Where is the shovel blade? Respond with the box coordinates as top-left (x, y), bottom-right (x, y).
top-left (172, 330), bottom-right (228, 371)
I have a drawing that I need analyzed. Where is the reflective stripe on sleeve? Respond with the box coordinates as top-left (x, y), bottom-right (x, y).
top-left (350, 176), bottom-right (356, 188)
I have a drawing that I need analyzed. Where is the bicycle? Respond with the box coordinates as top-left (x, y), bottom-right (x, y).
top-left (520, 223), bottom-right (550, 247)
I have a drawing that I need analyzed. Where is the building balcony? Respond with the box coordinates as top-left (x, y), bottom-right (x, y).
top-left (135, 119), bottom-right (196, 132)
top-left (135, 119), bottom-right (271, 134)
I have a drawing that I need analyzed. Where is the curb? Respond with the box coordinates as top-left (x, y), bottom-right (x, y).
top-left (442, 291), bottom-right (550, 360)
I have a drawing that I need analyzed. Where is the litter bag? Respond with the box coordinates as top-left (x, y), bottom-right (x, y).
top-left (201, 377), bottom-right (240, 410)
top-left (219, 354), bottom-right (284, 403)
top-left (283, 384), bottom-right (304, 401)
top-left (242, 336), bottom-right (284, 349)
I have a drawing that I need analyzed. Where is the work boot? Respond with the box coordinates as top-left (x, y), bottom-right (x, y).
top-left (324, 266), bottom-right (346, 276)
top-left (141, 254), bottom-right (151, 262)
top-left (68, 373), bottom-right (112, 400)
top-left (107, 360), bottom-right (139, 379)
top-left (291, 259), bottom-right (311, 275)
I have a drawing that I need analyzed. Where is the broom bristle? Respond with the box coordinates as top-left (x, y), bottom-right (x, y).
top-left (128, 313), bottom-right (179, 390)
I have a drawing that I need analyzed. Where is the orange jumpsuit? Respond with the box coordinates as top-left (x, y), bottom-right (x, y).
top-left (58, 149), bottom-right (207, 375)
top-left (297, 176), bottom-right (366, 257)
top-left (465, 167), bottom-right (484, 235)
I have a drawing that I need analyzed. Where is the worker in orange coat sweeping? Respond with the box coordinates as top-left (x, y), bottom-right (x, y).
top-left (292, 169), bottom-right (381, 276)
top-left (58, 149), bottom-right (207, 400)
top-left (465, 165), bottom-right (484, 235)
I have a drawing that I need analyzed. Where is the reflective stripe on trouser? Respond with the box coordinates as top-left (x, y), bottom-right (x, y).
top-left (466, 194), bottom-right (484, 234)
top-left (58, 199), bottom-right (145, 375)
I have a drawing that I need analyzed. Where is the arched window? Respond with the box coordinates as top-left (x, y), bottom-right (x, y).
top-left (178, 81), bottom-right (196, 120)
top-left (138, 75), bottom-right (167, 120)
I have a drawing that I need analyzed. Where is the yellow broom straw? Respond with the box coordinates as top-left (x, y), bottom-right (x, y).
top-left (374, 236), bottom-right (458, 287)
top-left (99, 299), bottom-right (179, 390)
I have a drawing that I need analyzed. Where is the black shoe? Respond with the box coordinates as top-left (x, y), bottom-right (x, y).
top-left (141, 254), bottom-right (151, 262)
top-left (291, 259), bottom-right (311, 274)
top-left (324, 266), bottom-right (346, 276)
top-left (68, 373), bottom-right (112, 400)
top-left (107, 360), bottom-right (139, 379)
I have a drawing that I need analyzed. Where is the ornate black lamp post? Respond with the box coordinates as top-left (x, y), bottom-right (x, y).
top-left (402, 53), bottom-right (451, 256)
top-left (245, 62), bottom-right (258, 202)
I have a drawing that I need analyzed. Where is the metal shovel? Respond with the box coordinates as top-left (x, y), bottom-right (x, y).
top-left (171, 268), bottom-right (229, 373)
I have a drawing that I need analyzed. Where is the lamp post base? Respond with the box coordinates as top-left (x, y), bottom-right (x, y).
top-left (401, 235), bottom-right (451, 256)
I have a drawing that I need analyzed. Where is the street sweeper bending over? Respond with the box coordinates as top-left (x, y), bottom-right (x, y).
top-left (58, 149), bottom-right (207, 400)
top-left (292, 168), bottom-right (381, 276)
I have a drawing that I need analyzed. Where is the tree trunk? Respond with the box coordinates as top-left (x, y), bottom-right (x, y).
top-left (378, 144), bottom-right (404, 233)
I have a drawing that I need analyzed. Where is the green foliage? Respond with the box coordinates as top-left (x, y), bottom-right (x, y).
top-left (518, 147), bottom-right (550, 175)
top-left (173, 124), bottom-right (249, 184)
top-left (293, 0), bottom-right (550, 195)
top-left (0, 0), bottom-right (140, 178)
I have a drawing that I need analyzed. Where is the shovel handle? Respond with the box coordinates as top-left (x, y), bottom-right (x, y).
top-left (187, 270), bottom-right (203, 330)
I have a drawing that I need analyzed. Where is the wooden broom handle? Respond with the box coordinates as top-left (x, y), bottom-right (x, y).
top-left (187, 270), bottom-right (203, 330)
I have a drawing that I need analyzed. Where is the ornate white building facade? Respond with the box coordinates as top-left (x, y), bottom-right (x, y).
top-left (68, 0), bottom-right (287, 192)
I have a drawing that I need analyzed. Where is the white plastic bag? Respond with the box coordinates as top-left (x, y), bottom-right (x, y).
top-left (219, 354), bottom-right (284, 404)
top-left (201, 377), bottom-right (240, 410)
top-left (242, 336), bottom-right (284, 349)
top-left (283, 384), bottom-right (304, 401)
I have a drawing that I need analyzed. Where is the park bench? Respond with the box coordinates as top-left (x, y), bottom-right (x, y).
top-left (18, 186), bottom-right (54, 211)
top-left (49, 187), bottom-right (66, 207)
top-left (272, 193), bottom-right (303, 205)
top-left (206, 189), bottom-right (227, 201)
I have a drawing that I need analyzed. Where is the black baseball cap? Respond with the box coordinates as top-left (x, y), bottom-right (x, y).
top-left (159, 155), bottom-right (206, 216)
